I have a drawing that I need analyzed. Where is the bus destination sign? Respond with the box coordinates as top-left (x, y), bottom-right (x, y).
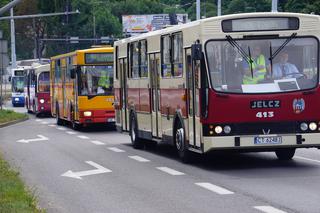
top-left (85, 53), bottom-right (113, 64)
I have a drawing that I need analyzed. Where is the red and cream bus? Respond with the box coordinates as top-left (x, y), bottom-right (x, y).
top-left (114, 12), bottom-right (320, 162)
top-left (25, 63), bottom-right (51, 116)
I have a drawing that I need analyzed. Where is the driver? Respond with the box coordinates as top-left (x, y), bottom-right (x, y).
top-left (271, 51), bottom-right (301, 79)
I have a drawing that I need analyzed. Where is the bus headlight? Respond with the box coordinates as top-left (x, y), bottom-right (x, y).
top-left (39, 99), bottom-right (45, 104)
top-left (14, 98), bottom-right (19, 101)
top-left (224, 125), bottom-right (231, 134)
top-left (309, 122), bottom-right (317, 131)
top-left (83, 111), bottom-right (92, 117)
top-left (300, 122), bottom-right (308, 131)
top-left (215, 126), bottom-right (223, 134)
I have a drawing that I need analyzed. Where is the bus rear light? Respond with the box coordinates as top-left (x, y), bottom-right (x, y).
top-left (83, 111), bottom-right (92, 117)
top-left (309, 122), bottom-right (317, 131)
top-left (224, 125), bottom-right (232, 134)
top-left (39, 99), bottom-right (45, 104)
top-left (215, 126), bottom-right (223, 134)
top-left (300, 123), bottom-right (308, 131)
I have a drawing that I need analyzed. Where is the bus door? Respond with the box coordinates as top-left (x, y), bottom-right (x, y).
top-left (186, 48), bottom-right (201, 148)
top-left (149, 53), bottom-right (161, 137)
top-left (120, 58), bottom-right (128, 131)
top-left (62, 65), bottom-right (67, 118)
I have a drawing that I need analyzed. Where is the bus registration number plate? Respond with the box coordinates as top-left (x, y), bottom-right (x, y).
top-left (254, 136), bottom-right (282, 145)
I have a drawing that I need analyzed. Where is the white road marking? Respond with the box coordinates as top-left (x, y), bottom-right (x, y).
top-left (77, 135), bottom-right (90, 139)
top-left (16, 135), bottom-right (49, 143)
top-left (48, 124), bottom-right (56, 127)
top-left (129, 155), bottom-right (150, 162)
top-left (195, 182), bottom-right (234, 195)
top-left (57, 127), bottom-right (67, 131)
top-left (107, 147), bottom-right (125, 153)
top-left (157, 167), bottom-right (185, 175)
top-left (41, 121), bottom-right (48, 124)
top-left (295, 156), bottom-right (320, 164)
top-left (90, 140), bottom-right (105, 145)
top-left (66, 131), bottom-right (77, 135)
top-left (36, 119), bottom-right (41, 122)
top-left (61, 161), bottom-right (112, 180)
top-left (254, 206), bottom-right (287, 213)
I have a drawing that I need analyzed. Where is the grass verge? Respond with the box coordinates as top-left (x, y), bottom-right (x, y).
top-left (0, 152), bottom-right (43, 212)
top-left (0, 109), bottom-right (27, 124)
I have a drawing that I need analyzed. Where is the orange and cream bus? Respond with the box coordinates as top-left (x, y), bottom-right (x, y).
top-left (114, 12), bottom-right (320, 162)
top-left (51, 47), bottom-right (115, 129)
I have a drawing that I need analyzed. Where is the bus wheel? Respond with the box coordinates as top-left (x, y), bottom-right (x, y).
top-left (175, 123), bottom-right (192, 163)
top-left (275, 148), bottom-right (296, 161)
top-left (130, 114), bottom-right (143, 149)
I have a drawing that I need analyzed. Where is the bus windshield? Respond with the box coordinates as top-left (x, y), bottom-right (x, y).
top-left (205, 37), bottom-right (318, 94)
top-left (79, 65), bottom-right (113, 96)
top-left (38, 72), bottom-right (50, 92)
top-left (12, 76), bottom-right (24, 93)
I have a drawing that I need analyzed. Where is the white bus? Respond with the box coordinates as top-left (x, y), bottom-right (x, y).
top-left (114, 12), bottom-right (320, 162)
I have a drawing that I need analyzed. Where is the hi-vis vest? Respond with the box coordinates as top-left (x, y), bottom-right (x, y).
top-left (243, 55), bottom-right (267, 84)
top-left (98, 73), bottom-right (110, 88)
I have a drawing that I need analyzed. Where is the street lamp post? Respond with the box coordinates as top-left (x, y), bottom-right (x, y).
top-left (196, 0), bottom-right (200, 20)
top-left (272, 0), bottom-right (278, 12)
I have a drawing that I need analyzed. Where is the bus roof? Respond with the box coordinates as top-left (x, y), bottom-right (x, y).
top-left (33, 64), bottom-right (50, 75)
top-left (50, 47), bottom-right (114, 60)
top-left (115, 12), bottom-right (320, 45)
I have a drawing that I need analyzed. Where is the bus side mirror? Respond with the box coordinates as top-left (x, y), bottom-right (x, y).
top-left (8, 76), bottom-right (11, 82)
top-left (191, 43), bottom-right (202, 60)
top-left (32, 74), bottom-right (36, 81)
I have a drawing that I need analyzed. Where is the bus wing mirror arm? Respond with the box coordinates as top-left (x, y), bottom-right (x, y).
top-left (8, 76), bottom-right (11, 82)
top-left (191, 43), bottom-right (202, 60)
top-left (70, 68), bottom-right (76, 79)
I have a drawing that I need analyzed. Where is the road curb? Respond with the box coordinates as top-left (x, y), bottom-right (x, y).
top-left (0, 116), bottom-right (29, 128)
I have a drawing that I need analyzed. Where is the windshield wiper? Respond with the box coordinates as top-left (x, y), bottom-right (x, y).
top-left (226, 35), bottom-right (254, 78)
top-left (269, 42), bottom-right (273, 77)
top-left (269, 33), bottom-right (297, 61)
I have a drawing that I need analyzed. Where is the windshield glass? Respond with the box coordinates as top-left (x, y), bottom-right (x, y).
top-left (79, 65), bottom-right (113, 96)
top-left (206, 37), bottom-right (318, 93)
top-left (38, 72), bottom-right (50, 92)
top-left (12, 77), bottom-right (24, 93)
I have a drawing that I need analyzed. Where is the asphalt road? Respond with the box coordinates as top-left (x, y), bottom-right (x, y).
top-left (1, 103), bottom-right (320, 213)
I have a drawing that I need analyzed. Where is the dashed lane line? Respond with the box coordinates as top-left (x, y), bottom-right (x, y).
top-left (48, 124), bottom-right (56, 127)
top-left (254, 206), bottom-right (287, 213)
top-left (35, 119), bottom-right (41, 122)
top-left (41, 121), bottom-right (48, 124)
top-left (195, 182), bottom-right (234, 195)
top-left (295, 156), bottom-right (320, 164)
top-left (77, 135), bottom-right (90, 139)
top-left (156, 167), bottom-right (185, 176)
top-left (107, 147), bottom-right (125, 153)
top-left (90, 140), bottom-right (106, 145)
top-left (57, 127), bottom-right (67, 131)
top-left (66, 131), bottom-right (77, 135)
top-left (129, 155), bottom-right (150, 162)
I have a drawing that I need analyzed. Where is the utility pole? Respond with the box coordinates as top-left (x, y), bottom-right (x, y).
top-left (272, 0), bottom-right (278, 12)
top-left (196, 0), bottom-right (200, 20)
top-left (217, 0), bottom-right (221, 16)
top-left (10, 7), bottom-right (16, 68)
top-left (0, 0), bottom-right (22, 16)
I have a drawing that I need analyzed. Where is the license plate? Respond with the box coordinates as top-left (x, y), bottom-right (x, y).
top-left (254, 136), bottom-right (282, 145)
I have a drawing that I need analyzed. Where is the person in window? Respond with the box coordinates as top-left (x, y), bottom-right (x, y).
top-left (97, 72), bottom-right (111, 94)
top-left (81, 77), bottom-right (89, 95)
top-left (271, 51), bottom-right (302, 79)
top-left (242, 45), bottom-right (268, 84)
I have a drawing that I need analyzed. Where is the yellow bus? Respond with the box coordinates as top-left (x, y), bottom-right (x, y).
top-left (50, 47), bottom-right (115, 129)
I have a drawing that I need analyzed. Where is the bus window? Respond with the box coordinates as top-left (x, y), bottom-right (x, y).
top-left (131, 42), bottom-right (140, 78)
top-left (38, 72), bottom-right (50, 92)
top-left (79, 65), bottom-right (114, 96)
top-left (12, 77), bottom-right (24, 93)
top-left (172, 32), bottom-right (183, 77)
top-left (161, 35), bottom-right (172, 78)
top-left (140, 40), bottom-right (148, 78)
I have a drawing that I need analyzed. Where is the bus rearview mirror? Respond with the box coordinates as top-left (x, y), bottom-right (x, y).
top-left (8, 76), bottom-right (11, 82)
top-left (70, 69), bottom-right (76, 79)
top-left (192, 44), bottom-right (202, 60)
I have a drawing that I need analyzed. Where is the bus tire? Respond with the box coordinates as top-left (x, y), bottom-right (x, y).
top-left (174, 121), bottom-right (192, 163)
top-left (275, 148), bottom-right (295, 161)
top-left (129, 113), bottom-right (143, 149)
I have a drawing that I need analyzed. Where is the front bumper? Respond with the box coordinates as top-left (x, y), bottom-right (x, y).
top-left (203, 133), bottom-right (320, 153)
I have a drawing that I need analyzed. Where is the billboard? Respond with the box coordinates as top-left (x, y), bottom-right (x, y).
top-left (122, 14), bottom-right (189, 35)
